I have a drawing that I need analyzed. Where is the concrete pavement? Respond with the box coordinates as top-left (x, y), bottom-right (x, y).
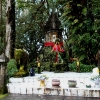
top-left (0, 94), bottom-right (100, 100)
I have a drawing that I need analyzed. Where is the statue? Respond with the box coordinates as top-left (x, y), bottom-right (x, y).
top-left (36, 57), bottom-right (41, 74)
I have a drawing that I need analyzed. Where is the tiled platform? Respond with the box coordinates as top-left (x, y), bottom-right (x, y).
top-left (7, 71), bottom-right (100, 97)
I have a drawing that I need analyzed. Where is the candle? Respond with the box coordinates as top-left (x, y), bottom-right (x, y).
top-left (77, 61), bottom-right (79, 67)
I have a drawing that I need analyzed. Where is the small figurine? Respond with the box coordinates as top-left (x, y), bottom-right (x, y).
top-left (36, 57), bottom-right (41, 74)
top-left (29, 68), bottom-right (35, 76)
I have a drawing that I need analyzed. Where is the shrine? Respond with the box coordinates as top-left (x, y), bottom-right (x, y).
top-left (6, 13), bottom-right (100, 97)
top-left (42, 12), bottom-right (68, 72)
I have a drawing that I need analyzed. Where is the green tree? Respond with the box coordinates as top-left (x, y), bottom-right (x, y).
top-left (15, 0), bottom-right (65, 62)
top-left (61, 0), bottom-right (100, 65)
top-left (5, 0), bottom-right (15, 59)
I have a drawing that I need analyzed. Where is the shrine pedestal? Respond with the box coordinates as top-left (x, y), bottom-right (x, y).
top-left (7, 72), bottom-right (100, 97)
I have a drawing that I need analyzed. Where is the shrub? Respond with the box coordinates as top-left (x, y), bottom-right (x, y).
top-left (68, 61), bottom-right (96, 72)
top-left (7, 59), bottom-right (18, 78)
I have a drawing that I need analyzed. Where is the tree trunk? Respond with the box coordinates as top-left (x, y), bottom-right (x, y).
top-left (0, 0), bottom-right (2, 40)
top-left (5, 0), bottom-right (15, 59)
top-left (0, 0), bottom-right (2, 24)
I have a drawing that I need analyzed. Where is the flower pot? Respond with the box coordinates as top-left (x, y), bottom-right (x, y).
top-left (40, 80), bottom-right (45, 87)
top-left (68, 80), bottom-right (77, 87)
top-left (52, 79), bottom-right (60, 87)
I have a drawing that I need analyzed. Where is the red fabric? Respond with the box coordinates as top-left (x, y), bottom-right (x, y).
top-left (44, 42), bottom-right (63, 47)
top-left (52, 43), bottom-right (64, 62)
top-left (44, 42), bottom-right (64, 62)
top-left (44, 42), bottom-right (54, 47)
top-left (60, 42), bottom-right (63, 47)
top-left (52, 44), bottom-right (64, 52)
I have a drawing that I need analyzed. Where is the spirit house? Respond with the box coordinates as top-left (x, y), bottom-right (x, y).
top-left (44, 12), bottom-right (63, 47)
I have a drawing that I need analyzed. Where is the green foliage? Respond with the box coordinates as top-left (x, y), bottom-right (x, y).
top-left (14, 49), bottom-right (28, 70)
top-left (15, 0), bottom-right (66, 62)
top-left (15, 0), bottom-right (49, 61)
top-left (37, 75), bottom-right (48, 81)
top-left (4, 0), bottom-right (100, 70)
top-left (41, 62), bottom-right (51, 71)
top-left (13, 49), bottom-right (29, 77)
top-left (81, 7), bottom-right (87, 16)
top-left (61, 0), bottom-right (100, 65)
top-left (0, 94), bottom-right (8, 99)
top-left (53, 63), bottom-right (67, 73)
top-left (27, 61), bottom-right (38, 73)
top-left (14, 49), bottom-right (24, 64)
top-left (7, 48), bottom-right (28, 78)
top-left (7, 59), bottom-right (18, 78)
top-left (27, 61), bottom-right (37, 69)
top-left (68, 61), bottom-right (96, 72)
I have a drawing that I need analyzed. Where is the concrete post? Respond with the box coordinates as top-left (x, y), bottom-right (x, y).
top-left (0, 53), bottom-right (8, 94)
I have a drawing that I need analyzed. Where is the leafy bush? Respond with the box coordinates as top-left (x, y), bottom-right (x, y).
top-left (68, 61), bottom-right (96, 72)
top-left (7, 59), bottom-right (18, 78)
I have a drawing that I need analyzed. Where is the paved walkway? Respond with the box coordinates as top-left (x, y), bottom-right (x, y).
top-left (0, 94), bottom-right (100, 100)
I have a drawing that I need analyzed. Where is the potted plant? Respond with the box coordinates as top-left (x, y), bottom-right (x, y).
top-left (37, 75), bottom-right (48, 87)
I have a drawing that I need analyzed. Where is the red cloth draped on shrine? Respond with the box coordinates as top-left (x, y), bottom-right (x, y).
top-left (44, 42), bottom-right (63, 47)
top-left (52, 42), bottom-right (64, 62)
top-left (44, 42), bottom-right (54, 47)
top-left (52, 44), bottom-right (64, 52)
top-left (44, 41), bottom-right (64, 62)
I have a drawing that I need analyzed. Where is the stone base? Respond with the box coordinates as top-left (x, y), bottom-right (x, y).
top-left (7, 72), bottom-right (100, 97)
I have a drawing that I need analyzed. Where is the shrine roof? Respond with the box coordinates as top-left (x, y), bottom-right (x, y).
top-left (44, 12), bottom-right (62, 31)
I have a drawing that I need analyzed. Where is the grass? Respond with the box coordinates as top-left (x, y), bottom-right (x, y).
top-left (0, 94), bottom-right (8, 99)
